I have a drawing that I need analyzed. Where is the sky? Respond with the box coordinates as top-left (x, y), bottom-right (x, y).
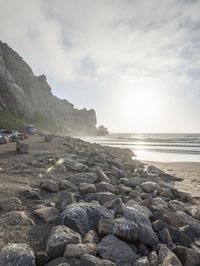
top-left (0, 0), bottom-right (200, 133)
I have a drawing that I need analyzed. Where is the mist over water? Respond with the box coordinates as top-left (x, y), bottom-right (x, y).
top-left (82, 133), bottom-right (200, 162)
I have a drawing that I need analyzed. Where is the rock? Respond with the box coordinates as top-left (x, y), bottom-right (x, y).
top-left (85, 192), bottom-right (117, 205)
top-left (147, 165), bottom-right (164, 175)
top-left (0, 243), bottom-right (36, 266)
top-left (46, 225), bottom-right (82, 259)
top-left (5, 211), bottom-right (35, 226)
top-left (60, 191), bottom-right (76, 210)
top-left (138, 244), bottom-right (149, 256)
top-left (133, 257), bottom-right (149, 266)
top-left (64, 243), bottom-right (97, 258)
top-left (44, 257), bottom-right (80, 266)
top-left (35, 251), bottom-right (49, 266)
top-left (98, 218), bottom-right (138, 242)
top-left (98, 234), bottom-right (137, 265)
top-left (158, 227), bottom-right (173, 244)
top-left (168, 200), bottom-right (192, 214)
top-left (61, 202), bottom-right (114, 235)
top-left (173, 246), bottom-right (200, 266)
top-left (80, 254), bottom-right (116, 266)
top-left (67, 173), bottom-right (98, 185)
top-left (193, 209), bottom-right (200, 220)
top-left (59, 180), bottom-right (77, 191)
top-left (83, 230), bottom-right (100, 244)
top-left (16, 142), bottom-right (29, 154)
top-left (79, 183), bottom-right (96, 194)
top-left (140, 181), bottom-right (157, 193)
top-left (158, 244), bottom-right (182, 266)
top-left (96, 168), bottom-right (110, 183)
top-left (23, 189), bottom-right (41, 200)
top-left (34, 207), bottom-right (60, 222)
top-left (0, 197), bottom-right (22, 211)
top-left (69, 162), bottom-right (88, 172)
top-left (125, 207), bottom-right (158, 246)
top-left (148, 251), bottom-right (158, 266)
top-left (104, 198), bottom-right (125, 215)
top-left (118, 185), bottom-right (132, 194)
top-left (168, 225), bottom-right (193, 247)
top-left (41, 180), bottom-right (59, 192)
top-left (126, 202), bottom-right (152, 218)
top-left (95, 182), bottom-right (117, 193)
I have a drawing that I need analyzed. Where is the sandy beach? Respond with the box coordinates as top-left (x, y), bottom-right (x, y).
top-left (143, 161), bottom-right (200, 199)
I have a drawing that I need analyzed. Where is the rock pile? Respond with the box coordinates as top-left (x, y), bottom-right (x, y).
top-left (0, 136), bottom-right (199, 266)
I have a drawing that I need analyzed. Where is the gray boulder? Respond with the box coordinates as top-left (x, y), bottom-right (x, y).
top-left (67, 173), bottom-right (98, 185)
top-left (80, 254), bottom-right (116, 266)
top-left (173, 246), bottom-right (200, 266)
top-left (61, 202), bottom-right (114, 235)
top-left (46, 225), bottom-right (81, 259)
top-left (98, 234), bottom-right (137, 265)
top-left (0, 243), bottom-right (36, 266)
top-left (85, 192), bottom-right (117, 205)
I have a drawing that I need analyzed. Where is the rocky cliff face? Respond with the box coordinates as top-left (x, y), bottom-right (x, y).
top-left (0, 40), bottom-right (97, 135)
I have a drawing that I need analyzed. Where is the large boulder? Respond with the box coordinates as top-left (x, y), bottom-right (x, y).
top-left (98, 234), bottom-right (137, 265)
top-left (61, 202), bottom-right (114, 235)
top-left (125, 207), bottom-right (158, 246)
top-left (46, 225), bottom-right (82, 259)
top-left (0, 243), bottom-right (36, 266)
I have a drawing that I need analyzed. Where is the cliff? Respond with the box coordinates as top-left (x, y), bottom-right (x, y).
top-left (0, 40), bottom-right (98, 135)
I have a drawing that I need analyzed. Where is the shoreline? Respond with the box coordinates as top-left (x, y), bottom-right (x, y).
top-left (142, 160), bottom-right (200, 199)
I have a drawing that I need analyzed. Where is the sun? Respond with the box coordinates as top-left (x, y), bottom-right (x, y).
top-left (116, 86), bottom-right (163, 132)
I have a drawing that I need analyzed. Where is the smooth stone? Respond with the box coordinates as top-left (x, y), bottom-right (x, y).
top-left (140, 181), bottom-right (157, 193)
top-left (85, 192), bottom-right (117, 205)
top-left (98, 234), bottom-right (138, 265)
top-left (79, 183), bottom-right (96, 194)
top-left (95, 182), bottom-right (117, 193)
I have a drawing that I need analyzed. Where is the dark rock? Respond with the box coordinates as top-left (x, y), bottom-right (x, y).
top-left (85, 192), bottom-right (117, 205)
top-left (35, 251), bottom-right (49, 266)
top-left (41, 180), bottom-right (59, 192)
top-left (95, 182), bottom-right (117, 193)
top-left (140, 181), bottom-right (157, 193)
top-left (61, 202), bottom-right (114, 235)
top-left (80, 254), bottom-right (116, 266)
top-left (46, 225), bottom-right (81, 259)
top-left (104, 198), bottom-right (125, 215)
top-left (59, 180), bottom-right (77, 191)
top-left (79, 183), bottom-right (96, 194)
top-left (44, 257), bottom-right (80, 266)
top-left (67, 173), bottom-right (98, 185)
top-left (23, 189), bottom-right (41, 200)
top-left (173, 246), bottom-right (200, 266)
top-left (158, 228), bottom-right (173, 244)
top-left (98, 218), bottom-right (138, 242)
top-left (147, 165), bottom-right (164, 175)
top-left (168, 200), bottom-right (192, 214)
top-left (138, 243), bottom-right (149, 256)
top-left (158, 244), bottom-right (182, 266)
top-left (125, 207), bottom-right (158, 246)
top-left (64, 243), bottom-right (97, 258)
top-left (0, 243), bottom-right (36, 266)
top-left (60, 191), bottom-right (76, 210)
top-left (98, 234), bottom-right (137, 265)
top-left (5, 211), bottom-right (35, 226)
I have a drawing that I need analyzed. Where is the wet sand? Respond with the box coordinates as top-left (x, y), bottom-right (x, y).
top-left (143, 161), bottom-right (200, 199)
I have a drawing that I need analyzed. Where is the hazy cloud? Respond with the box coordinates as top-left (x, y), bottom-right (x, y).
top-left (0, 0), bottom-right (200, 132)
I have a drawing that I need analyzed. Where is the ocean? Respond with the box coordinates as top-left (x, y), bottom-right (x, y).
top-left (81, 133), bottom-right (200, 162)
